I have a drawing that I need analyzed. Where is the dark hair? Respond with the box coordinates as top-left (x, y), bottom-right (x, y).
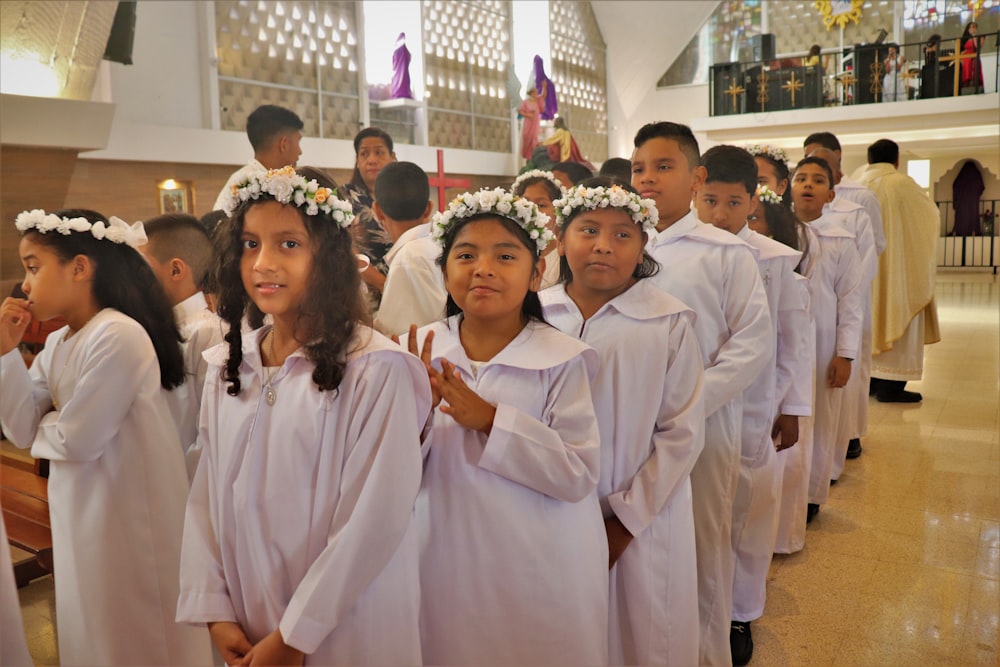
top-left (552, 161), bottom-right (593, 186)
top-left (349, 127), bottom-right (395, 190)
top-left (214, 168), bottom-right (370, 396)
top-left (556, 176), bottom-right (658, 284)
top-left (794, 156), bottom-right (835, 186)
top-left (511, 174), bottom-right (562, 203)
top-left (867, 138), bottom-right (899, 165)
top-left (297, 166), bottom-right (340, 192)
top-left (143, 213), bottom-right (214, 291)
top-left (246, 105), bottom-right (304, 152)
top-left (375, 162), bottom-right (429, 221)
top-left (199, 210), bottom-right (230, 238)
top-left (753, 153), bottom-right (793, 209)
top-left (23, 209), bottom-right (185, 389)
top-left (962, 22), bottom-right (977, 41)
top-left (755, 200), bottom-right (801, 255)
top-left (803, 131), bottom-right (841, 152)
top-left (927, 33), bottom-right (941, 46)
top-left (808, 44), bottom-right (821, 57)
top-left (598, 157), bottom-right (632, 183)
top-left (553, 116), bottom-right (568, 131)
top-left (701, 145), bottom-right (758, 195)
top-left (435, 213), bottom-right (545, 323)
top-left (633, 122), bottom-right (701, 170)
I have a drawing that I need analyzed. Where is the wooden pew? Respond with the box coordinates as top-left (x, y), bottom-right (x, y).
top-left (1, 459), bottom-right (52, 587)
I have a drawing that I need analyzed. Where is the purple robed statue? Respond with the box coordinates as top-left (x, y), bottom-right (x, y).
top-left (533, 55), bottom-right (558, 120)
top-left (391, 32), bottom-right (413, 99)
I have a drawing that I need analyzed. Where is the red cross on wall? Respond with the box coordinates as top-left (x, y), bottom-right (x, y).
top-left (428, 149), bottom-right (472, 212)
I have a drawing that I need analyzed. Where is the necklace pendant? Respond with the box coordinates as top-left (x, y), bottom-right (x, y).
top-left (265, 385), bottom-right (277, 406)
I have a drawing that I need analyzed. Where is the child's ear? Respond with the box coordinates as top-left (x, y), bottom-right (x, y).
top-left (691, 165), bottom-right (707, 193)
top-left (71, 254), bottom-right (94, 282)
top-left (824, 188), bottom-right (836, 204)
top-left (557, 229), bottom-right (566, 257)
top-left (168, 258), bottom-right (188, 281)
top-left (422, 200), bottom-right (434, 221)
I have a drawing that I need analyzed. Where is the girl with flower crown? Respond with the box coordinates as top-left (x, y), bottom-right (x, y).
top-left (540, 177), bottom-right (705, 666)
top-left (405, 187), bottom-right (608, 665)
top-left (0, 209), bottom-right (212, 664)
top-left (176, 167), bottom-right (430, 665)
top-left (747, 144), bottom-right (793, 210)
top-left (511, 169), bottom-right (565, 289)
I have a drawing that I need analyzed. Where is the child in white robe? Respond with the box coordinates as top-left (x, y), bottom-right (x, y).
top-left (176, 167), bottom-right (430, 665)
top-left (695, 147), bottom-right (811, 666)
top-left (541, 178), bottom-right (705, 666)
top-left (791, 158), bottom-right (863, 522)
top-left (748, 199), bottom-right (817, 555)
top-left (632, 122), bottom-right (774, 667)
top-left (406, 188), bottom-right (608, 666)
top-left (138, 213), bottom-right (225, 479)
top-left (0, 209), bottom-right (212, 665)
top-left (372, 161), bottom-right (445, 336)
top-left (511, 169), bottom-right (566, 288)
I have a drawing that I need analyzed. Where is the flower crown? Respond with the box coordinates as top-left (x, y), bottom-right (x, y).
top-left (510, 169), bottom-right (565, 197)
top-left (15, 210), bottom-right (147, 248)
top-left (756, 184), bottom-right (783, 206)
top-left (430, 188), bottom-right (554, 253)
top-left (746, 144), bottom-right (789, 165)
top-left (553, 184), bottom-right (658, 232)
top-left (226, 166), bottom-right (354, 228)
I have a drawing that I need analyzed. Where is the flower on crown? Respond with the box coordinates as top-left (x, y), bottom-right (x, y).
top-left (756, 184), bottom-right (783, 206)
top-left (15, 209), bottom-right (147, 248)
top-left (746, 144), bottom-right (789, 165)
top-left (553, 184), bottom-right (658, 232)
top-left (510, 169), bottom-right (565, 197)
top-left (226, 166), bottom-right (354, 229)
top-left (430, 188), bottom-right (554, 253)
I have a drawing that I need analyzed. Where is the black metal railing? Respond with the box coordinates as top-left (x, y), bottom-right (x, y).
top-left (709, 32), bottom-right (998, 116)
top-left (936, 199), bottom-right (999, 272)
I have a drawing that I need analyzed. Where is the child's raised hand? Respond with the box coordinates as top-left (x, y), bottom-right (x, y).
top-left (243, 628), bottom-right (304, 666)
top-left (827, 356), bottom-right (852, 388)
top-left (207, 621), bottom-right (253, 665)
top-left (0, 297), bottom-right (32, 356)
top-left (435, 359), bottom-right (496, 434)
top-left (403, 324), bottom-right (441, 407)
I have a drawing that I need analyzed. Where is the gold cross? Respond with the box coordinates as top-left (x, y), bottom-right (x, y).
top-left (869, 61), bottom-right (884, 97)
top-left (782, 71), bottom-right (804, 107)
top-left (940, 38), bottom-right (977, 97)
top-left (756, 71), bottom-right (769, 111)
top-left (725, 81), bottom-right (746, 113)
top-left (837, 71), bottom-right (858, 104)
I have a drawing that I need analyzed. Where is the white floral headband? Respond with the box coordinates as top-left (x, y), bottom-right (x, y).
top-left (430, 188), bottom-right (554, 253)
top-left (15, 209), bottom-right (147, 248)
top-left (553, 184), bottom-right (658, 232)
top-left (510, 170), bottom-right (565, 197)
top-left (746, 144), bottom-right (789, 165)
top-left (756, 184), bottom-right (783, 206)
top-left (226, 166), bottom-right (354, 228)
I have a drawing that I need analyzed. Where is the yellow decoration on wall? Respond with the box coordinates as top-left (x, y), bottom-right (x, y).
top-left (813, 0), bottom-right (864, 31)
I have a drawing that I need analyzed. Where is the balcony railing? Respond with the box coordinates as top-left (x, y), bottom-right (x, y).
top-left (936, 199), bottom-right (999, 273)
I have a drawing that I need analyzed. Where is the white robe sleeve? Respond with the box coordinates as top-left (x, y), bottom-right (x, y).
top-left (376, 250), bottom-right (446, 336)
top-left (702, 247), bottom-right (774, 417)
top-left (22, 322), bottom-right (159, 462)
top-left (278, 352), bottom-right (429, 654)
top-left (862, 191), bottom-right (885, 256)
top-left (775, 272), bottom-right (813, 417)
top-left (0, 348), bottom-right (53, 448)
top-left (606, 315), bottom-right (706, 537)
top-left (834, 241), bottom-right (864, 360)
top-left (176, 367), bottom-right (237, 625)
top-left (851, 208), bottom-right (879, 286)
top-left (478, 356), bottom-right (601, 503)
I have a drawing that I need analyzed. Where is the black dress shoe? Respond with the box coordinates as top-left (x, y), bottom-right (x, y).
top-left (876, 389), bottom-right (922, 403)
top-left (846, 438), bottom-right (863, 459)
top-left (806, 503), bottom-right (820, 523)
top-left (731, 621), bottom-right (753, 666)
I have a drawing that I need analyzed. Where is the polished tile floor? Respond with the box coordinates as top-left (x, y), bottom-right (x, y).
top-left (9, 270), bottom-right (999, 666)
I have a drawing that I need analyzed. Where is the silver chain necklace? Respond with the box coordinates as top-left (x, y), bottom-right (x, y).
top-left (263, 330), bottom-right (278, 406)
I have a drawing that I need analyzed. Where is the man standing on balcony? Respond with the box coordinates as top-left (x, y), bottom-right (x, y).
top-left (855, 139), bottom-right (941, 403)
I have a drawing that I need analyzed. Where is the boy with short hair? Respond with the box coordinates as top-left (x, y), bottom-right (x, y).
top-left (695, 145), bottom-right (812, 666)
top-left (790, 158), bottom-right (863, 523)
top-left (631, 122), bottom-right (773, 667)
top-left (139, 213), bottom-right (224, 478)
top-left (372, 161), bottom-right (445, 336)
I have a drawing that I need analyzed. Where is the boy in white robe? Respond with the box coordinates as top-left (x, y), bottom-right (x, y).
top-left (632, 122), bottom-right (774, 667)
top-left (791, 158), bottom-right (863, 522)
top-left (695, 147), bottom-right (811, 666)
top-left (138, 214), bottom-right (224, 478)
top-left (542, 178), bottom-right (705, 666)
top-left (372, 161), bottom-right (445, 336)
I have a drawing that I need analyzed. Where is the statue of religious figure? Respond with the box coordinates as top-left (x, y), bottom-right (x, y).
top-left (533, 55), bottom-right (558, 120)
top-left (390, 32), bottom-right (413, 99)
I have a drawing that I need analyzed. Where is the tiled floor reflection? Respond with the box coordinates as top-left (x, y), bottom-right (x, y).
top-left (756, 270), bottom-right (1000, 666)
top-left (10, 271), bottom-right (999, 665)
